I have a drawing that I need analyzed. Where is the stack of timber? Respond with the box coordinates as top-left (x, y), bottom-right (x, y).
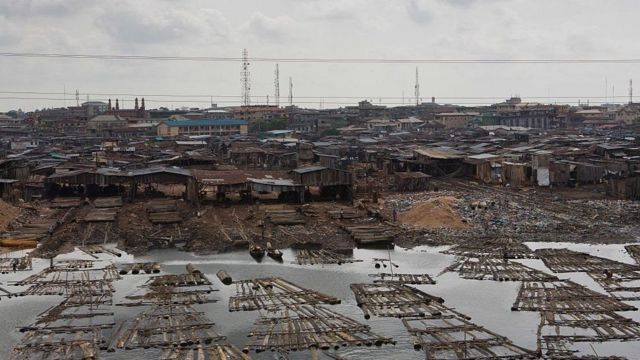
top-left (0, 256), bottom-right (32, 273)
top-left (295, 249), bottom-right (362, 265)
top-left (350, 283), bottom-right (463, 320)
top-left (79, 245), bottom-right (122, 258)
top-left (0, 212), bottom-right (66, 247)
top-left (118, 262), bottom-right (161, 275)
top-left (111, 304), bottom-right (226, 350)
top-left (442, 237), bottom-right (536, 259)
top-left (327, 208), bottom-right (360, 220)
top-left (50, 197), bottom-right (83, 208)
top-left (369, 273), bottom-right (435, 285)
top-left (587, 270), bottom-right (640, 301)
top-left (535, 248), bottom-right (640, 273)
top-left (229, 277), bottom-right (340, 312)
top-left (444, 257), bottom-right (558, 282)
top-left (512, 280), bottom-right (637, 312)
top-left (146, 199), bottom-right (182, 224)
top-left (93, 196), bottom-right (123, 208)
top-left (343, 224), bottom-right (395, 249)
top-left (244, 305), bottom-right (394, 353)
top-left (83, 208), bottom-right (118, 223)
top-left (626, 245), bottom-right (640, 265)
top-left (265, 209), bottom-right (306, 225)
top-left (403, 316), bottom-right (535, 359)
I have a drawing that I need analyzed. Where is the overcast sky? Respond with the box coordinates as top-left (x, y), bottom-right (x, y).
top-left (0, 0), bottom-right (638, 111)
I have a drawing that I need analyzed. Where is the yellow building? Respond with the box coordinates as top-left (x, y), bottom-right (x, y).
top-left (157, 119), bottom-right (248, 137)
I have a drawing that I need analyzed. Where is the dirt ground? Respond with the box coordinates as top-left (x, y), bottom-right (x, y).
top-left (0, 199), bottom-right (21, 231)
top-left (398, 196), bottom-right (470, 229)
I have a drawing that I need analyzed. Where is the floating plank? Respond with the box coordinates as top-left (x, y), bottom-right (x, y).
top-left (229, 277), bottom-right (340, 312)
top-left (369, 273), bottom-right (435, 285)
top-left (511, 280), bottom-right (637, 313)
top-left (112, 304), bottom-right (226, 350)
top-left (625, 245), bottom-right (640, 265)
top-left (295, 249), bottom-right (362, 265)
top-left (245, 305), bottom-right (394, 353)
top-left (535, 248), bottom-right (640, 273)
top-left (350, 283), bottom-right (465, 320)
top-left (445, 257), bottom-right (558, 282)
top-left (0, 256), bottom-right (32, 273)
top-left (404, 316), bottom-right (536, 359)
top-left (118, 262), bottom-right (161, 275)
top-left (442, 237), bottom-right (536, 259)
top-left (587, 270), bottom-right (640, 301)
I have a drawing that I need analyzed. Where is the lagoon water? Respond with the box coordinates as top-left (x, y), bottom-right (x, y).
top-left (1, 244), bottom-right (639, 359)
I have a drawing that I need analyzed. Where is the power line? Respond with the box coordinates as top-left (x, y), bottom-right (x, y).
top-left (0, 96), bottom-right (626, 106)
top-left (0, 90), bottom-right (632, 100)
top-left (1, 51), bottom-right (640, 64)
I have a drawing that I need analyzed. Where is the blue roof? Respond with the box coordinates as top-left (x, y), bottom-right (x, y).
top-left (163, 119), bottom-right (248, 127)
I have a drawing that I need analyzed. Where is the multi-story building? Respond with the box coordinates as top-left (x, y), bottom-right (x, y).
top-left (435, 112), bottom-right (479, 128)
top-left (157, 119), bottom-right (248, 137)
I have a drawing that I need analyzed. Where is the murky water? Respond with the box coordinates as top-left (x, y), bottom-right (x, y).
top-left (1, 243), bottom-right (639, 359)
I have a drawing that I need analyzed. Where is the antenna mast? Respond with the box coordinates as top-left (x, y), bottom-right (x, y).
top-left (288, 77), bottom-right (293, 106)
top-left (241, 48), bottom-right (251, 106)
top-left (414, 67), bottom-right (420, 106)
top-left (630, 79), bottom-right (634, 104)
top-left (75, 89), bottom-right (80, 106)
top-left (274, 64), bottom-right (280, 107)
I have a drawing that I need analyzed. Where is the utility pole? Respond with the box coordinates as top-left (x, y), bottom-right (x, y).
top-left (414, 67), bottom-right (420, 106)
top-left (241, 48), bottom-right (251, 106)
top-left (274, 64), bottom-right (280, 107)
top-left (630, 79), bottom-right (634, 104)
top-left (75, 89), bottom-right (79, 106)
top-left (288, 77), bottom-right (293, 106)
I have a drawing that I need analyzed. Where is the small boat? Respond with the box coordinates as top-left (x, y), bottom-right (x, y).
top-left (249, 244), bottom-right (265, 261)
top-left (266, 242), bottom-right (283, 262)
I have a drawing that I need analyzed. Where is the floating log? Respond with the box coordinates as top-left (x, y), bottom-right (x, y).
top-left (442, 237), bottom-right (537, 259)
top-left (245, 305), bottom-right (394, 353)
top-left (535, 248), bottom-right (640, 273)
top-left (229, 277), bottom-right (340, 312)
top-left (512, 280), bottom-right (637, 312)
top-left (404, 316), bottom-right (535, 358)
top-left (445, 257), bottom-right (558, 282)
top-left (295, 249), bottom-right (362, 266)
top-left (350, 283), bottom-right (460, 320)
top-left (369, 273), bottom-right (435, 285)
top-left (217, 270), bottom-right (233, 285)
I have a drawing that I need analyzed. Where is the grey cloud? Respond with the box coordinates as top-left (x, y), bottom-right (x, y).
top-left (244, 12), bottom-right (296, 42)
top-left (0, 0), bottom-right (89, 17)
top-left (405, 0), bottom-right (433, 24)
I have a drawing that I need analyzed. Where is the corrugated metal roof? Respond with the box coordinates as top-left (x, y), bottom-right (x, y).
top-left (414, 147), bottom-right (465, 160)
top-left (292, 166), bottom-right (327, 174)
top-left (163, 119), bottom-right (248, 127)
